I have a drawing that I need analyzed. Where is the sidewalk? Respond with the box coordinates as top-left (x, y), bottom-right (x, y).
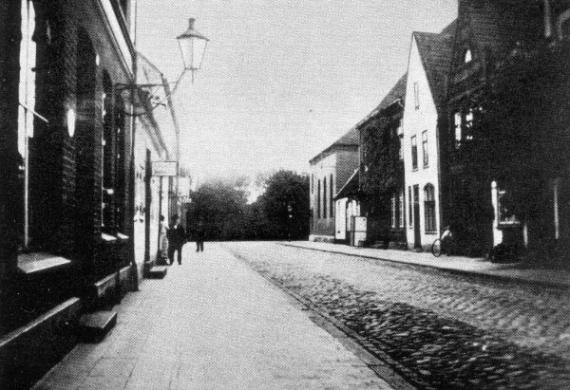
top-left (33, 244), bottom-right (393, 390)
top-left (282, 241), bottom-right (570, 289)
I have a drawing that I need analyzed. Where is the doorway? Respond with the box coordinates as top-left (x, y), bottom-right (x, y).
top-left (413, 185), bottom-right (421, 248)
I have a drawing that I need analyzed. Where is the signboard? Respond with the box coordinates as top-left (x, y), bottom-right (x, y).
top-left (152, 161), bottom-right (177, 176)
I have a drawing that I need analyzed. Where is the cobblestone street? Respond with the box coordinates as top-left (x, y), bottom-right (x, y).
top-left (225, 242), bottom-right (570, 389)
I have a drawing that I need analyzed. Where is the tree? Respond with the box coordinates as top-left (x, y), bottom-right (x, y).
top-left (255, 170), bottom-right (310, 240)
top-left (187, 178), bottom-right (249, 241)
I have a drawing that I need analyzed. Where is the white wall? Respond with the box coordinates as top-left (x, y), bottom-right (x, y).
top-left (402, 36), bottom-right (442, 249)
top-left (335, 198), bottom-right (347, 240)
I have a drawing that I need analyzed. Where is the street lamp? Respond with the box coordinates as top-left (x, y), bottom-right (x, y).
top-left (176, 18), bottom-right (210, 86)
top-left (117, 18), bottom-right (209, 114)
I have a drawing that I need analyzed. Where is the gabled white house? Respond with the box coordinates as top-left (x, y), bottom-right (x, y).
top-left (402, 26), bottom-right (454, 250)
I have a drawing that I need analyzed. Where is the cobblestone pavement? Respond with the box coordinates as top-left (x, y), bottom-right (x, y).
top-left (225, 241), bottom-right (570, 390)
top-left (34, 244), bottom-right (393, 390)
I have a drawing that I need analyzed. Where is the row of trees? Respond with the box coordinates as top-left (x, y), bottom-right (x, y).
top-left (185, 170), bottom-right (310, 241)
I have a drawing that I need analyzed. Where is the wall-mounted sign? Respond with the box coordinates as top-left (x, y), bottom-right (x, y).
top-left (152, 161), bottom-right (177, 176)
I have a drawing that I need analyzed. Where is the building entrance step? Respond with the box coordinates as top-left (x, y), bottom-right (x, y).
top-left (147, 265), bottom-right (168, 279)
top-left (78, 310), bottom-right (117, 342)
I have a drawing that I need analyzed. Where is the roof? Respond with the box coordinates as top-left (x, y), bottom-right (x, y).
top-left (334, 169), bottom-right (359, 200)
top-left (376, 73), bottom-right (408, 112)
top-left (459, 0), bottom-right (540, 57)
top-left (355, 73), bottom-right (407, 131)
top-left (413, 30), bottom-right (455, 108)
top-left (309, 127), bottom-right (359, 164)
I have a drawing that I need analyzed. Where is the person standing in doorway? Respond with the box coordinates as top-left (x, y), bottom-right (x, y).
top-left (195, 220), bottom-right (205, 252)
top-left (167, 215), bottom-right (186, 265)
top-left (158, 215), bottom-right (169, 264)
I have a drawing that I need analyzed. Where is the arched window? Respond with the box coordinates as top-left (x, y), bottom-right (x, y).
top-left (424, 184), bottom-right (436, 233)
top-left (557, 10), bottom-right (570, 40)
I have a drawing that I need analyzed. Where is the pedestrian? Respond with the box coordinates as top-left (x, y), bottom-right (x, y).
top-left (167, 214), bottom-right (186, 265)
top-left (158, 215), bottom-right (169, 264)
top-left (195, 220), bottom-right (205, 252)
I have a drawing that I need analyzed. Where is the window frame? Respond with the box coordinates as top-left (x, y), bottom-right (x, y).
top-left (408, 186), bottom-right (413, 229)
top-left (423, 184), bottom-right (437, 234)
top-left (329, 174), bottom-right (334, 218)
top-left (413, 81), bottom-right (420, 110)
top-left (323, 176), bottom-right (327, 219)
top-left (422, 130), bottom-right (429, 168)
top-left (411, 135), bottom-right (418, 170)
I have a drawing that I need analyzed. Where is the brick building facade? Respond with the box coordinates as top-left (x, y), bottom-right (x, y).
top-left (0, 1), bottom-right (176, 387)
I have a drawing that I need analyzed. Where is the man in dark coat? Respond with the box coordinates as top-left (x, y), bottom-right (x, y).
top-left (167, 215), bottom-right (186, 265)
top-left (195, 220), bottom-right (205, 252)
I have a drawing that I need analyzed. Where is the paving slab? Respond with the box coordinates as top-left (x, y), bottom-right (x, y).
top-left (33, 244), bottom-right (393, 390)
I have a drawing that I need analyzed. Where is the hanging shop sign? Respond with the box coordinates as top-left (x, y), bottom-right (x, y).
top-left (152, 161), bottom-right (177, 176)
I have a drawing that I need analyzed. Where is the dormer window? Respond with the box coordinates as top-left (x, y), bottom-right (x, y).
top-left (463, 48), bottom-right (472, 63)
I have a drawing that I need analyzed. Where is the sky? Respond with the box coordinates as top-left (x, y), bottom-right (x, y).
top-left (136, 0), bottom-right (457, 183)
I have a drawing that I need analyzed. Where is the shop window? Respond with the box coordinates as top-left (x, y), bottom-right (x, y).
top-left (411, 135), bottom-right (418, 170)
top-left (424, 184), bottom-right (436, 233)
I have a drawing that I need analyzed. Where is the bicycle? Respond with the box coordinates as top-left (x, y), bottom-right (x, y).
top-left (431, 232), bottom-right (455, 257)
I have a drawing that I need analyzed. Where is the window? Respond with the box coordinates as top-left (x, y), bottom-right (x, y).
top-left (413, 82), bottom-right (420, 110)
top-left (411, 136), bottom-right (418, 170)
top-left (453, 108), bottom-right (475, 149)
top-left (454, 112), bottom-right (462, 149)
top-left (317, 180), bottom-right (321, 219)
top-left (102, 74), bottom-right (114, 231)
top-left (323, 177), bottom-right (327, 219)
top-left (397, 120), bottom-right (404, 160)
top-left (497, 188), bottom-right (520, 226)
top-left (399, 191), bottom-right (405, 228)
top-left (464, 48), bottom-right (472, 63)
top-left (329, 174), bottom-right (334, 218)
top-left (557, 10), bottom-right (570, 40)
top-left (465, 109), bottom-right (474, 142)
top-left (422, 130), bottom-right (428, 168)
top-left (391, 194), bottom-right (397, 228)
top-left (113, 98), bottom-right (127, 232)
top-left (424, 184), bottom-right (436, 233)
top-left (408, 186), bottom-right (413, 228)
top-left (17, 0), bottom-right (38, 250)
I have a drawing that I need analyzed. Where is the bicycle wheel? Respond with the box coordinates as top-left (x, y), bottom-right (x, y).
top-left (431, 239), bottom-right (442, 257)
